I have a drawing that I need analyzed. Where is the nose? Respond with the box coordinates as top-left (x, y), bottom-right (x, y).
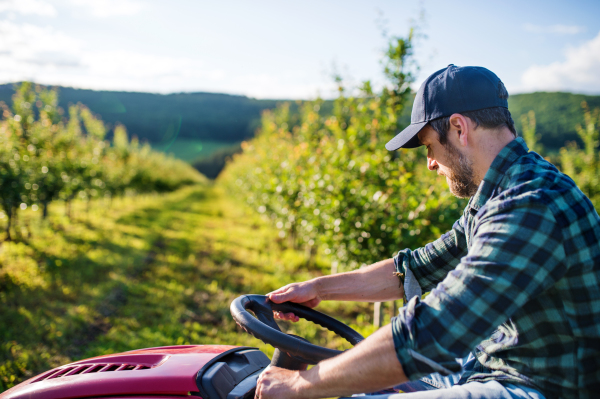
top-left (427, 156), bottom-right (438, 171)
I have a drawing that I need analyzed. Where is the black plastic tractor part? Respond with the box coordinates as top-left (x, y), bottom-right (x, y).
top-left (195, 347), bottom-right (270, 399)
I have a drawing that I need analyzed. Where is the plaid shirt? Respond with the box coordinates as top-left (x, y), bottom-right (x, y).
top-left (392, 138), bottom-right (600, 398)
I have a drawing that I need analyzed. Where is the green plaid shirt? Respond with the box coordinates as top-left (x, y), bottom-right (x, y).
top-left (392, 138), bottom-right (600, 398)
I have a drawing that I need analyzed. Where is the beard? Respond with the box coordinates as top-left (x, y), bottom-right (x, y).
top-left (442, 141), bottom-right (479, 199)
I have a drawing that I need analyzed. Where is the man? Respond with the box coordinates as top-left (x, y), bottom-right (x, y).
top-left (255, 65), bottom-right (600, 398)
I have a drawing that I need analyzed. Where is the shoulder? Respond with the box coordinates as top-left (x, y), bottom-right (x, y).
top-left (503, 152), bottom-right (573, 194)
top-left (483, 152), bottom-right (595, 229)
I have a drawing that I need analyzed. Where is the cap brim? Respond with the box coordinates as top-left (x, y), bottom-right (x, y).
top-left (385, 121), bottom-right (427, 151)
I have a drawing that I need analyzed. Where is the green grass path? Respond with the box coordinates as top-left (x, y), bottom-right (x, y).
top-left (0, 184), bottom-right (375, 391)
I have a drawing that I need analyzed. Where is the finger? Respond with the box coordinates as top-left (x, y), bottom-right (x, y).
top-left (273, 311), bottom-right (298, 322)
top-left (267, 285), bottom-right (286, 294)
top-left (267, 288), bottom-right (294, 304)
top-left (255, 379), bottom-right (261, 398)
top-left (281, 312), bottom-right (300, 322)
top-left (267, 284), bottom-right (291, 297)
top-left (285, 312), bottom-right (300, 322)
top-left (256, 372), bottom-right (264, 398)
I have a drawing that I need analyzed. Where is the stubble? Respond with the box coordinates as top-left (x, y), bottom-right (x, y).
top-left (442, 142), bottom-right (479, 199)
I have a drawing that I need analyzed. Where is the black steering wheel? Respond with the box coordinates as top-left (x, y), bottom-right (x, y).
top-left (230, 294), bottom-right (364, 365)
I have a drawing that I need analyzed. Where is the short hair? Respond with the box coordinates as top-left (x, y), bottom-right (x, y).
top-left (429, 107), bottom-right (517, 145)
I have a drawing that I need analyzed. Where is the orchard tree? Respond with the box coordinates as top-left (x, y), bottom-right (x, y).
top-left (0, 107), bottom-right (30, 239)
top-left (0, 82), bottom-right (205, 238)
top-left (222, 30), bottom-right (465, 272)
top-left (560, 102), bottom-right (600, 208)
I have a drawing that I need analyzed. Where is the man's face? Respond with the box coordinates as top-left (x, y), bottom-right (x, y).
top-left (417, 125), bottom-right (479, 199)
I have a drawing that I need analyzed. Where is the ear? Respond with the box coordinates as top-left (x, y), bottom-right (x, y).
top-left (448, 114), bottom-right (470, 148)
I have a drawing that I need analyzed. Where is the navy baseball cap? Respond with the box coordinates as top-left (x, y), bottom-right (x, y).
top-left (385, 64), bottom-right (509, 151)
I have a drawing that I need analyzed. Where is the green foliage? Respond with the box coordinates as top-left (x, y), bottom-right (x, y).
top-left (520, 110), bottom-right (543, 154)
top-left (0, 83), bottom-right (205, 236)
top-left (222, 32), bottom-right (465, 271)
top-left (557, 102), bottom-right (600, 208)
top-left (514, 103), bottom-right (600, 209)
top-left (0, 84), bottom-right (286, 180)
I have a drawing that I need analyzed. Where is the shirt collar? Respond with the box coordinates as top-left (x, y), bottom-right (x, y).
top-left (469, 137), bottom-right (529, 212)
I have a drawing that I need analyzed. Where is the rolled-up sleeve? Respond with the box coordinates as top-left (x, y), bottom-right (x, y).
top-left (391, 200), bottom-right (567, 381)
top-left (394, 214), bottom-right (469, 293)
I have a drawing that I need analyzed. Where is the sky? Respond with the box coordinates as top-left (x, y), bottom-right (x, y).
top-left (0, 0), bottom-right (599, 99)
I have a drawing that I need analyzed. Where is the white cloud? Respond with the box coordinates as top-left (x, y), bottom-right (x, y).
top-left (70, 50), bottom-right (225, 93)
top-left (0, 19), bottom-right (83, 82)
top-left (222, 72), bottom-right (332, 99)
top-left (0, 19), bottom-right (227, 94)
top-left (521, 30), bottom-right (600, 93)
top-left (68, 0), bottom-right (142, 18)
top-left (0, 16), bottom-right (327, 98)
top-left (0, 0), bottom-right (57, 17)
top-left (523, 23), bottom-right (585, 35)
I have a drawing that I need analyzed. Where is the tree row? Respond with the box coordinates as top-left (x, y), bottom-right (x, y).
top-left (0, 83), bottom-right (204, 240)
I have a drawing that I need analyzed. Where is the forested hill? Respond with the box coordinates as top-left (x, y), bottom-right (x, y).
top-left (0, 84), bottom-right (279, 144)
top-left (0, 83), bottom-right (598, 151)
top-left (509, 92), bottom-right (600, 150)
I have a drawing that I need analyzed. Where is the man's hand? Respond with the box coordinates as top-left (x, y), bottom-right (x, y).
top-left (255, 325), bottom-right (407, 399)
top-left (255, 366), bottom-right (304, 399)
top-left (266, 259), bottom-right (402, 322)
top-left (267, 281), bottom-right (322, 322)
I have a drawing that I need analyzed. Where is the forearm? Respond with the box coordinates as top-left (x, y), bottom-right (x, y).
top-left (316, 258), bottom-right (404, 302)
top-left (298, 324), bottom-right (407, 398)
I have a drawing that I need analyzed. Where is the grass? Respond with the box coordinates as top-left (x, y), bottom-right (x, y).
top-left (151, 138), bottom-right (240, 163)
top-left (0, 184), bottom-right (395, 392)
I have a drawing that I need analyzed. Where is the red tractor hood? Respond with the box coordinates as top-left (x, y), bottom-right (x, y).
top-left (0, 345), bottom-right (245, 399)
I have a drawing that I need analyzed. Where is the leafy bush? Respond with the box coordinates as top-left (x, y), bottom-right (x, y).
top-left (221, 31), bottom-right (465, 271)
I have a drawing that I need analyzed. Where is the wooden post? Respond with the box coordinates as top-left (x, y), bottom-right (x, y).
top-left (389, 300), bottom-right (398, 320)
top-left (374, 302), bottom-right (383, 328)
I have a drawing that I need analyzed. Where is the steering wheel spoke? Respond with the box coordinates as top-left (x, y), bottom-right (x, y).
top-left (246, 297), bottom-right (282, 332)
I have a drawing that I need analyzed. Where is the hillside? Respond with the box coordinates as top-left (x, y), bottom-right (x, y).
top-left (1, 83), bottom-right (598, 159)
top-left (509, 92), bottom-right (600, 150)
top-left (0, 84), bottom-right (279, 144)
